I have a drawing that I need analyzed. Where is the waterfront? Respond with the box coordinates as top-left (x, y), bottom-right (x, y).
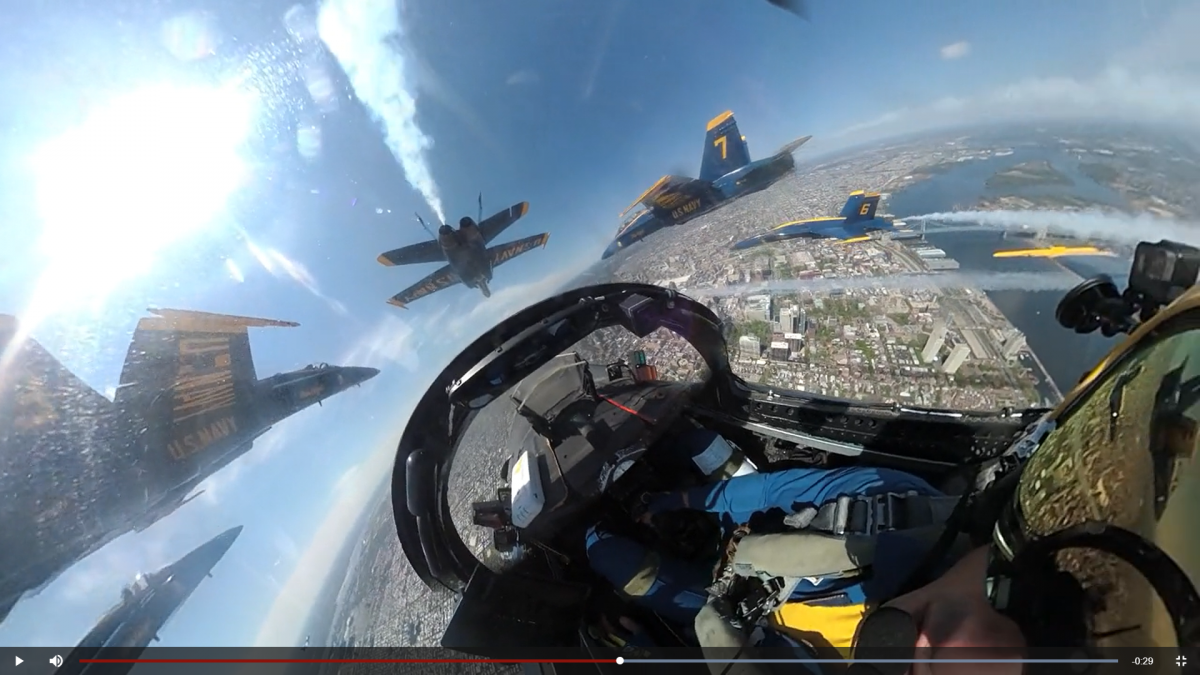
top-left (887, 145), bottom-right (1139, 392)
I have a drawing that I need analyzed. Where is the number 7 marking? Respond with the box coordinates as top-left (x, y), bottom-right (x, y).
top-left (714, 135), bottom-right (727, 160)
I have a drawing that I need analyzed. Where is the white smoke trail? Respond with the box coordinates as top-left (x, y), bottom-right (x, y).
top-left (317, 0), bottom-right (446, 223)
top-left (914, 209), bottom-right (1200, 249)
top-left (687, 270), bottom-right (1084, 299)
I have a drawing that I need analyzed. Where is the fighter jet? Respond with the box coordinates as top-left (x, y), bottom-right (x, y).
top-left (730, 190), bottom-right (896, 251)
top-left (377, 196), bottom-right (550, 309)
top-left (0, 309), bottom-right (378, 625)
top-left (602, 110), bottom-right (811, 259)
top-left (59, 527), bottom-right (243, 675)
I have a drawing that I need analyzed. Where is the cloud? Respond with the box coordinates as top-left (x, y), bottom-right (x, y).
top-left (253, 439), bottom-right (396, 647)
top-left (582, 1), bottom-right (627, 100)
top-left (337, 310), bottom-right (427, 372)
top-left (317, 0), bottom-right (446, 223)
top-left (833, 67), bottom-right (1200, 144)
top-left (505, 69), bottom-right (539, 86)
top-left (443, 265), bottom-right (583, 340)
top-left (939, 41), bottom-right (971, 60)
top-left (407, 50), bottom-right (507, 158)
top-left (245, 241), bottom-right (348, 316)
top-left (826, 4), bottom-right (1200, 148)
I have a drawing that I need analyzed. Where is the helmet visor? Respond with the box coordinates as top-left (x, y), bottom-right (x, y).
top-left (1002, 313), bottom-right (1200, 649)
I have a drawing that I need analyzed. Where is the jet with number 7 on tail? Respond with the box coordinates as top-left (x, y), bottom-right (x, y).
top-left (601, 110), bottom-right (812, 259)
top-left (730, 190), bottom-right (896, 251)
top-left (377, 195), bottom-right (549, 309)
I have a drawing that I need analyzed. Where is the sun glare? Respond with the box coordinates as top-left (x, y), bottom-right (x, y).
top-left (30, 83), bottom-right (259, 293)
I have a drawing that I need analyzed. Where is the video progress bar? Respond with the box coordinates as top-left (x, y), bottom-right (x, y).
top-left (620, 659), bottom-right (1121, 665)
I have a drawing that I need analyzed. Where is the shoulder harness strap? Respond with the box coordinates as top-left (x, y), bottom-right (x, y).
top-left (783, 491), bottom-right (961, 537)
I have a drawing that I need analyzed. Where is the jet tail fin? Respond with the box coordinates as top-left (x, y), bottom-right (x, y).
top-left (840, 191), bottom-right (881, 223)
top-left (699, 111), bottom-right (752, 183)
top-left (114, 309), bottom-right (297, 468)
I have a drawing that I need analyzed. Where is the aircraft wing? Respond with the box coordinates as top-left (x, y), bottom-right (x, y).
top-left (487, 233), bottom-right (550, 269)
top-left (113, 309), bottom-right (298, 468)
top-left (478, 202), bottom-right (530, 244)
top-left (377, 239), bottom-right (445, 267)
top-left (619, 175), bottom-right (696, 220)
top-left (387, 264), bottom-right (462, 309)
top-left (0, 314), bottom-right (114, 437)
top-left (993, 245), bottom-right (1118, 259)
top-left (731, 219), bottom-right (860, 251)
top-left (776, 135), bottom-right (813, 156)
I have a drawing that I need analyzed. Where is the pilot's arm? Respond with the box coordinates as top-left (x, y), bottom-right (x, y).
top-left (648, 466), bottom-right (942, 524)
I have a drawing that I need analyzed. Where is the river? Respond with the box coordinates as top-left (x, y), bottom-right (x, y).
top-left (887, 143), bottom-right (1134, 394)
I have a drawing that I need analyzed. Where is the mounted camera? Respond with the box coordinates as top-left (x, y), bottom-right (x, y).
top-left (471, 487), bottom-right (518, 552)
top-left (1056, 240), bottom-right (1200, 337)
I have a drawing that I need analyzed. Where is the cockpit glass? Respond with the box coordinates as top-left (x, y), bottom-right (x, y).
top-left (4, 0), bottom-right (1200, 656)
top-left (449, 323), bottom-right (710, 570)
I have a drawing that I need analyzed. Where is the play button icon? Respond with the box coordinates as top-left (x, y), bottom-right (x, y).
top-left (14, 656), bottom-right (22, 666)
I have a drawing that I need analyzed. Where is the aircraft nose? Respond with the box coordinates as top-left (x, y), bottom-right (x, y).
top-left (215, 526), bottom-right (244, 548)
top-left (601, 242), bottom-right (619, 259)
top-left (344, 366), bottom-right (381, 385)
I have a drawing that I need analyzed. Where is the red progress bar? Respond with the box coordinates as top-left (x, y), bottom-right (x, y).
top-left (80, 659), bottom-right (614, 664)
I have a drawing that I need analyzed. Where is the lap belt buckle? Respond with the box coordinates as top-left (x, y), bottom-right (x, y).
top-left (853, 490), bottom-right (921, 535)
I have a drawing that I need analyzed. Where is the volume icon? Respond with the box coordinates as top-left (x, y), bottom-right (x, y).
top-left (49, 655), bottom-right (63, 667)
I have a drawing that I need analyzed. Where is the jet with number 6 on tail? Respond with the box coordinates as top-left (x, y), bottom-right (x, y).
top-left (0, 310), bottom-right (377, 626)
top-left (731, 190), bottom-right (897, 251)
top-left (601, 110), bottom-right (812, 259)
top-left (377, 195), bottom-right (550, 309)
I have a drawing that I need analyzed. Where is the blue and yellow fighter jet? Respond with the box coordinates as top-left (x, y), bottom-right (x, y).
top-left (731, 190), bottom-right (895, 251)
top-left (378, 196), bottom-right (549, 308)
top-left (601, 110), bottom-right (811, 259)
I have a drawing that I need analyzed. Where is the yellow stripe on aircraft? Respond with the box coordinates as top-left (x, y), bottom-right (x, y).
top-left (377, 254), bottom-right (397, 267)
top-left (620, 175), bottom-right (671, 219)
top-left (835, 235), bottom-right (872, 244)
top-left (139, 309), bottom-right (299, 333)
top-left (993, 245), bottom-right (1117, 259)
top-left (772, 216), bottom-right (844, 230)
top-left (706, 110), bottom-right (734, 131)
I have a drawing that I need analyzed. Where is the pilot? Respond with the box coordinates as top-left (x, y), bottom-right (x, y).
top-left (584, 428), bottom-right (1019, 671)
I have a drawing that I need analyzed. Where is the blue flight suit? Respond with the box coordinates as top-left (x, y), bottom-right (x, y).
top-left (585, 464), bottom-right (945, 629)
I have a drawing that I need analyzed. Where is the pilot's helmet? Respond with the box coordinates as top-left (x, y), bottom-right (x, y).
top-left (987, 295), bottom-right (1200, 652)
top-left (459, 216), bottom-right (475, 229)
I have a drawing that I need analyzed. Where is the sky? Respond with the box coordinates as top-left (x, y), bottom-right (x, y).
top-left (1, 0), bottom-right (1199, 650)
